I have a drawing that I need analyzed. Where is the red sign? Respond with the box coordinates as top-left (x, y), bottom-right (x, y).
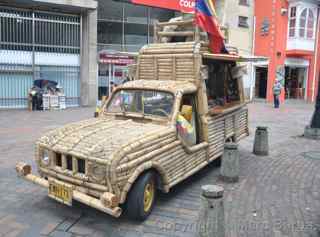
top-left (132, 0), bottom-right (195, 13)
top-left (99, 52), bottom-right (135, 65)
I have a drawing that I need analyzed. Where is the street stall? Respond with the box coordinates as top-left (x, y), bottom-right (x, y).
top-left (28, 79), bottom-right (66, 111)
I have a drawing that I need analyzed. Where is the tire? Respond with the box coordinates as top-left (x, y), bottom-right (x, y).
top-left (126, 172), bottom-right (157, 221)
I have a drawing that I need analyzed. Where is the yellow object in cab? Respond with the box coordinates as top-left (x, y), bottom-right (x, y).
top-left (181, 105), bottom-right (193, 122)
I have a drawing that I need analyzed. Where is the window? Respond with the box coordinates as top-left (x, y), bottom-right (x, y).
top-left (178, 94), bottom-right (200, 146)
top-left (289, 7), bottom-right (296, 37)
top-left (238, 16), bottom-right (249, 28)
top-left (299, 9), bottom-right (307, 37)
top-left (299, 8), bottom-right (315, 39)
top-left (107, 89), bottom-right (174, 118)
top-left (307, 10), bottom-right (315, 38)
top-left (239, 0), bottom-right (249, 6)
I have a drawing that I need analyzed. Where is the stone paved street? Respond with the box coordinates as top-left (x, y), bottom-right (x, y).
top-left (0, 101), bottom-right (320, 237)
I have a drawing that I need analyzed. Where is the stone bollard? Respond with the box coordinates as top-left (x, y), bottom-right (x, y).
top-left (253, 126), bottom-right (269, 156)
top-left (220, 143), bottom-right (239, 183)
top-left (197, 185), bottom-right (225, 237)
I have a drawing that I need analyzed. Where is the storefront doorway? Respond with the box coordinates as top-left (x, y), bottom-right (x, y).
top-left (255, 67), bottom-right (268, 99)
top-left (284, 67), bottom-right (307, 100)
top-left (98, 51), bottom-right (135, 100)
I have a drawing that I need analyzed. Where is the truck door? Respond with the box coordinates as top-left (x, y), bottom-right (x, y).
top-left (176, 93), bottom-right (209, 175)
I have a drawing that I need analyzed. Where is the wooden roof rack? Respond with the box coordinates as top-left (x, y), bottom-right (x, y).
top-left (153, 17), bottom-right (228, 44)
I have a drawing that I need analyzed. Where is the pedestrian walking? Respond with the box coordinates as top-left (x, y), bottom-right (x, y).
top-left (273, 80), bottom-right (282, 108)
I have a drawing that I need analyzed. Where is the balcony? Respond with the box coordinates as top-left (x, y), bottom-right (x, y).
top-left (286, 37), bottom-right (315, 53)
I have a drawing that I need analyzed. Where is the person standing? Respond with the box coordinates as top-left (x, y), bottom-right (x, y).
top-left (273, 80), bottom-right (282, 108)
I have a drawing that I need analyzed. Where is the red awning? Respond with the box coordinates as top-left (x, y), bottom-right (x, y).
top-left (131, 0), bottom-right (195, 13)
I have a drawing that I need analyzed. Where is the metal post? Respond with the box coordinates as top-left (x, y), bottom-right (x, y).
top-left (80, 14), bottom-right (83, 105)
top-left (147, 7), bottom-right (150, 44)
top-left (32, 11), bottom-right (35, 81)
top-left (122, 3), bottom-right (125, 52)
top-left (0, 11), bottom-right (2, 50)
top-left (108, 63), bottom-right (112, 97)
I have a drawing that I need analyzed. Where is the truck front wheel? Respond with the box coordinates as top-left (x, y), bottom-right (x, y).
top-left (126, 172), bottom-right (157, 221)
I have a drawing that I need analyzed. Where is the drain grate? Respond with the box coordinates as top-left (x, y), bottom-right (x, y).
top-left (301, 151), bottom-right (320, 160)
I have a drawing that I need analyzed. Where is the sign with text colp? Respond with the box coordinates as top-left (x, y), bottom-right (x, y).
top-left (132, 0), bottom-right (195, 13)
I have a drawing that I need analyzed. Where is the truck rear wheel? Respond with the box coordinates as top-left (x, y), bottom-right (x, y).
top-left (126, 172), bottom-right (157, 221)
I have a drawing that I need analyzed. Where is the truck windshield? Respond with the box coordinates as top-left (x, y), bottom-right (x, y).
top-left (107, 90), bottom-right (174, 118)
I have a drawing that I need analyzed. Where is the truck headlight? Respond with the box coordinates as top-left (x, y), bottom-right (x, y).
top-left (41, 149), bottom-right (50, 166)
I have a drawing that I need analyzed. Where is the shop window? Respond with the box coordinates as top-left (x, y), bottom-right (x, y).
top-left (205, 60), bottom-right (241, 113)
top-left (238, 16), bottom-right (249, 28)
top-left (289, 6), bottom-right (296, 37)
top-left (299, 8), bottom-right (315, 39)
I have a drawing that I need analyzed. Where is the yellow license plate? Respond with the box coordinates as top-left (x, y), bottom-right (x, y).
top-left (48, 181), bottom-right (72, 206)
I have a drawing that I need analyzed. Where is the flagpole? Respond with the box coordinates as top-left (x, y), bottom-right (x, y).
top-left (195, 24), bottom-right (200, 41)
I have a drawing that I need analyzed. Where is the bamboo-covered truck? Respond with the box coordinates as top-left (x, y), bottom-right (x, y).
top-left (16, 20), bottom-right (265, 221)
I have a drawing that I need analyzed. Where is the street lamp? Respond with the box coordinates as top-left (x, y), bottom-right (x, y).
top-left (305, 77), bottom-right (320, 139)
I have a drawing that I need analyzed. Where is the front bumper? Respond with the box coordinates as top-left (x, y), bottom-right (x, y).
top-left (15, 162), bottom-right (122, 218)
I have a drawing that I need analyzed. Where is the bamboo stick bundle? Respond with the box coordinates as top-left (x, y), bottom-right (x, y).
top-left (208, 136), bottom-right (225, 143)
top-left (142, 45), bottom-right (195, 51)
top-left (157, 60), bottom-right (173, 64)
top-left (146, 41), bottom-right (196, 47)
top-left (208, 140), bottom-right (225, 149)
top-left (208, 152), bottom-right (224, 161)
top-left (140, 53), bottom-right (194, 59)
top-left (208, 125), bottom-right (225, 133)
top-left (156, 19), bottom-right (194, 27)
top-left (170, 151), bottom-right (206, 171)
top-left (116, 141), bottom-right (181, 173)
top-left (158, 68), bottom-right (172, 73)
top-left (146, 47), bottom-right (194, 53)
top-left (157, 153), bottom-right (187, 168)
top-left (125, 133), bottom-right (176, 156)
top-left (125, 138), bottom-right (177, 163)
top-left (169, 161), bottom-right (208, 187)
top-left (208, 128), bottom-right (225, 135)
top-left (168, 160), bottom-right (206, 180)
top-left (100, 192), bottom-right (119, 208)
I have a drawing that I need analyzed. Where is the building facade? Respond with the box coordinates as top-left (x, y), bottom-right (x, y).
top-left (254, 0), bottom-right (320, 102)
top-left (0, 0), bottom-right (98, 108)
top-left (96, 0), bottom-right (175, 100)
top-left (97, 0), bottom-right (256, 100)
top-left (215, 0), bottom-right (255, 99)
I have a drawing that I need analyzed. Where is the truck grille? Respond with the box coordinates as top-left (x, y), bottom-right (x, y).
top-left (53, 152), bottom-right (86, 175)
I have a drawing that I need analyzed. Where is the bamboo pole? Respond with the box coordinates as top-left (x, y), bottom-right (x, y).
top-left (157, 19), bottom-right (194, 27)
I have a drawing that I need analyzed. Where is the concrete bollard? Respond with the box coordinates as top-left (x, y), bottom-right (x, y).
top-left (220, 143), bottom-right (239, 183)
top-left (197, 185), bottom-right (225, 237)
top-left (253, 126), bottom-right (269, 156)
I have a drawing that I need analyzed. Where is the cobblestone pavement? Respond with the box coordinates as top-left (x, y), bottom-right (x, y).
top-left (0, 101), bottom-right (320, 237)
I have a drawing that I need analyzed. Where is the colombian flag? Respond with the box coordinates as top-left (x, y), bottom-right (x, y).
top-left (195, 0), bottom-right (227, 54)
